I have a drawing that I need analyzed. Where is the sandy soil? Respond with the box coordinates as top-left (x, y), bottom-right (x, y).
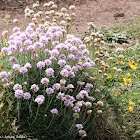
top-left (0, 0), bottom-right (140, 38)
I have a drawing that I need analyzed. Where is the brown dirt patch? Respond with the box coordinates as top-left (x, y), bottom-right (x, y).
top-left (0, 0), bottom-right (140, 38)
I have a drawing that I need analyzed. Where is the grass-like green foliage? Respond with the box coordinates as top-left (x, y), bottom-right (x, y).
top-left (102, 17), bottom-right (140, 42)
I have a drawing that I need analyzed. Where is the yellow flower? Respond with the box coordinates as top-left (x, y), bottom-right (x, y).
top-left (114, 94), bottom-right (117, 97)
top-left (0, 53), bottom-right (2, 57)
top-left (128, 78), bottom-right (132, 84)
top-left (127, 73), bottom-right (131, 77)
top-left (120, 61), bottom-right (123, 64)
top-left (129, 101), bottom-right (135, 105)
top-left (132, 60), bottom-right (135, 64)
top-left (128, 61), bottom-right (131, 66)
top-left (129, 106), bottom-right (133, 112)
top-left (123, 77), bottom-right (127, 82)
top-left (130, 64), bottom-right (137, 70)
top-left (124, 81), bottom-right (127, 85)
top-left (116, 61), bottom-right (119, 64)
top-left (135, 63), bottom-right (137, 67)
top-left (123, 77), bottom-right (127, 85)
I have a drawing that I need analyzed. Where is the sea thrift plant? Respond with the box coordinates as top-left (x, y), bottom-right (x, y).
top-left (0, 1), bottom-right (127, 139)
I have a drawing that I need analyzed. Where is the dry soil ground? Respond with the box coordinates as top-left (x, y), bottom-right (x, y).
top-left (0, 0), bottom-right (140, 38)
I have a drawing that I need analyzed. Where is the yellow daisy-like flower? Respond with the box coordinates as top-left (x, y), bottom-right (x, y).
top-left (114, 94), bottom-right (117, 97)
top-left (129, 101), bottom-right (135, 105)
top-left (0, 53), bottom-right (2, 57)
top-left (127, 73), bottom-right (131, 77)
top-left (128, 78), bottom-right (132, 84)
top-left (116, 61), bottom-right (119, 64)
top-left (129, 106), bottom-right (133, 112)
top-left (120, 61), bottom-right (123, 64)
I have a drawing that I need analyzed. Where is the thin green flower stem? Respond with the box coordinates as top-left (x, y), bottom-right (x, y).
top-left (45, 92), bottom-right (56, 112)
top-left (17, 99), bottom-right (20, 122)
top-left (82, 107), bottom-right (87, 123)
top-left (57, 107), bottom-right (71, 127)
top-left (51, 69), bottom-right (61, 84)
top-left (29, 91), bottom-right (35, 117)
top-left (32, 104), bottom-right (40, 124)
top-left (56, 119), bottom-right (76, 139)
top-left (27, 100), bottom-right (32, 116)
top-left (42, 115), bottom-right (54, 133)
top-left (85, 116), bottom-right (96, 131)
top-left (83, 115), bottom-right (91, 125)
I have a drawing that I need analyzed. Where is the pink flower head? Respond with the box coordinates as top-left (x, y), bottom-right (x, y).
top-left (60, 79), bottom-right (66, 85)
top-left (44, 59), bottom-right (52, 66)
top-left (34, 42), bottom-right (43, 50)
top-left (70, 46), bottom-right (77, 53)
top-left (59, 54), bottom-right (66, 60)
top-left (46, 32), bottom-right (53, 40)
top-left (60, 69), bottom-right (68, 77)
top-left (41, 77), bottom-right (49, 85)
top-left (1, 47), bottom-right (8, 55)
top-left (13, 84), bottom-right (22, 91)
top-left (68, 71), bottom-right (75, 78)
top-left (40, 36), bottom-right (48, 45)
top-left (52, 83), bottom-right (61, 90)
top-left (46, 68), bottom-right (54, 77)
top-left (76, 51), bottom-right (83, 58)
top-left (24, 92), bottom-right (31, 99)
top-left (50, 49), bottom-right (59, 57)
top-left (12, 64), bottom-right (20, 71)
top-left (35, 95), bottom-right (45, 105)
top-left (0, 71), bottom-right (8, 78)
top-left (64, 65), bottom-right (72, 71)
top-left (29, 23), bottom-right (36, 29)
top-left (67, 84), bottom-right (74, 89)
top-left (72, 66), bottom-right (78, 72)
top-left (24, 40), bottom-right (32, 46)
top-left (27, 45), bottom-right (35, 52)
top-left (82, 72), bottom-right (88, 77)
top-left (52, 41), bottom-right (59, 46)
top-left (24, 63), bottom-right (32, 69)
top-left (9, 56), bottom-right (17, 64)
top-left (15, 90), bottom-right (24, 98)
top-left (83, 62), bottom-right (92, 68)
top-left (60, 20), bottom-right (66, 26)
top-left (46, 88), bottom-right (54, 95)
top-left (82, 49), bottom-right (89, 55)
top-left (20, 67), bottom-right (28, 74)
top-left (75, 124), bottom-right (83, 130)
top-left (26, 27), bottom-right (33, 34)
top-left (30, 33), bottom-right (37, 41)
top-left (50, 108), bottom-right (58, 115)
top-left (20, 47), bottom-right (27, 54)
top-left (56, 92), bottom-right (65, 99)
top-left (8, 45), bottom-right (17, 52)
top-left (58, 59), bottom-right (66, 67)
top-left (13, 27), bottom-right (20, 33)
top-left (31, 84), bottom-right (39, 92)
top-left (79, 44), bottom-right (86, 50)
top-left (2, 30), bottom-right (8, 36)
top-left (37, 61), bottom-right (45, 69)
